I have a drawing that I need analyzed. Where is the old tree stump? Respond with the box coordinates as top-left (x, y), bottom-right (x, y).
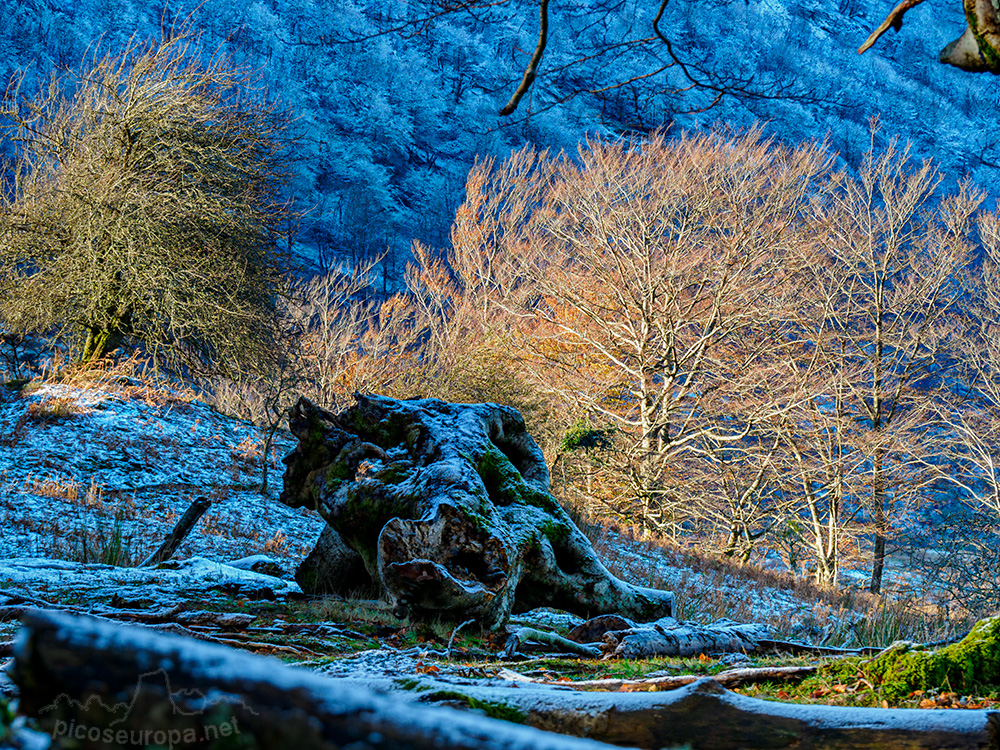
top-left (280, 395), bottom-right (674, 629)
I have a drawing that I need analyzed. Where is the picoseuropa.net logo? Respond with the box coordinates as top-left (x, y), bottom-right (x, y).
top-left (50, 719), bottom-right (241, 748)
top-left (39, 667), bottom-right (257, 749)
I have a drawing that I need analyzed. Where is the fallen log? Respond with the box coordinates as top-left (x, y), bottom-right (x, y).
top-left (603, 617), bottom-right (771, 658)
top-left (503, 627), bottom-right (602, 659)
top-left (394, 672), bottom-right (1000, 749)
top-left (280, 396), bottom-right (673, 628)
top-left (1, 602), bottom-right (255, 630)
top-left (12, 609), bottom-right (628, 750)
top-left (756, 639), bottom-right (883, 657)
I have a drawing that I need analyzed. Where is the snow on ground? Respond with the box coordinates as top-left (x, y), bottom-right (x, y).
top-left (0, 557), bottom-right (302, 605)
top-left (0, 376), bottom-right (854, 640)
top-left (0, 379), bottom-right (324, 572)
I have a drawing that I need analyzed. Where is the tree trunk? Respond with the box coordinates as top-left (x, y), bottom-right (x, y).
top-left (870, 445), bottom-right (887, 595)
top-left (940, 0), bottom-right (1000, 71)
top-left (81, 324), bottom-right (124, 363)
top-left (12, 610), bottom-right (614, 750)
top-left (280, 395), bottom-right (674, 629)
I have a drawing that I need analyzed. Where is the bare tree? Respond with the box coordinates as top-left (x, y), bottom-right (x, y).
top-left (804, 134), bottom-right (982, 593)
top-left (452, 128), bottom-right (832, 534)
top-left (938, 211), bottom-right (1000, 517)
top-left (0, 34), bottom-right (294, 376)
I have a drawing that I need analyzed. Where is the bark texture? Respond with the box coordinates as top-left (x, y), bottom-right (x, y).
top-left (941, 0), bottom-right (1000, 71)
top-left (12, 610), bottom-right (619, 750)
top-left (860, 0), bottom-right (1000, 72)
top-left (280, 395), bottom-right (673, 629)
top-left (425, 677), bottom-right (1000, 750)
top-left (600, 616), bottom-right (771, 658)
top-left (13, 610), bottom-right (1000, 750)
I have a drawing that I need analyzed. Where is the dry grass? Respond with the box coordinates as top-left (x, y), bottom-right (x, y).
top-left (36, 354), bottom-right (197, 407)
top-left (46, 499), bottom-right (142, 566)
top-left (0, 483), bottom-right (145, 567)
top-left (25, 396), bottom-right (91, 422)
top-left (262, 530), bottom-right (288, 556)
top-left (22, 474), bottom-right (103, 506)
top-left (582, 518), bottom-right (966, 648)
top-left (231, 433), bottom-right (265, 470)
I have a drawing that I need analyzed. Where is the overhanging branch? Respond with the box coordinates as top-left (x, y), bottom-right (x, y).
top-left (499, 0), bottom-right (550, 116)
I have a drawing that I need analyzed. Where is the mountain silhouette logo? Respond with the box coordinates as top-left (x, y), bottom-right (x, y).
top-left (38, 667), bottom-right (260, 727)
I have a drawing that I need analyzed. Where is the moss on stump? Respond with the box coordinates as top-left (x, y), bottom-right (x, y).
top-left (279, 395), bottom-right (675, 629)
top-left (846, 617), bottom-right (1000, 702)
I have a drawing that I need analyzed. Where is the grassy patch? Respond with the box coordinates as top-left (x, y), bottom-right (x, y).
top-left (419, 690), bottom-right (527, 724)
top-left (394, 677), bottom-right (433, 692)
top-left (578, 518), bottom-right (965, 649)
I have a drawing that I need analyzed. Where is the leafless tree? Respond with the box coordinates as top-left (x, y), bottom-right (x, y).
top-left (451, 128), bottom-right (832, 534)
top-left (803, 133), bottom-right (982, 593)
top-left (936, 211), bottom-right (1000, 517)
top-left (0, 34), bottom-right (294, 377)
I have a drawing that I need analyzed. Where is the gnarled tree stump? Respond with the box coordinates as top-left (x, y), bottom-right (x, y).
top-left (280, 395), bottom-right (674, 629)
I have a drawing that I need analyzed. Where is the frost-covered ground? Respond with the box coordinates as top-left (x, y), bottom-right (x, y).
top-left (0, 376), bottom-right (964, 749)
top-left (0, 377), bottom-right (842, 632)
top-left (0, 378), bottom-right (324, 568)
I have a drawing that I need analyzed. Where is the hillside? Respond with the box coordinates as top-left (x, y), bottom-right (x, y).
top-left (0, 373), bottom-right (993, 750)
top-left (0, 373), bottom-right (861, 634)
top-left (0, 0), bottom-right (997, 273)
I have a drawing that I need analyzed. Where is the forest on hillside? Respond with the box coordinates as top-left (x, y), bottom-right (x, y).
top-left (1, 1), bottom-right (1000, 621)
top-left (0, 0), bottom-right (998, 276)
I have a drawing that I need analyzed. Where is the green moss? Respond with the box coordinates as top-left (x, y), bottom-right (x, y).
top-left (324, 473), bottom-right (344, 493)
top-left (0, 695), bottom-right (16, 745)
top-left (342, 403), bottom-right (411, 448)
top-left (540, 519), bottom-right (570, 544)
top-left (965, 2), bottom-right (1000, 70)
top-left (561, 418), bottom-right (612, 451)
top-left (476, 443), bottom-right (560, 514)
top-left (833, 617), bottom-right (1000, 701)
top-left (334, 484), bottom-right (413, 570)
top-left (394, 678), bottom-right (433, 692)
top-left (422, 691), bottom-right (527, 724)
top-left (377, 462), bottom-right (411, 485)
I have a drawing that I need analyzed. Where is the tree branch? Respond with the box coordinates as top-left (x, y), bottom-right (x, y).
top-left (858, 0), bottom-right (930, 54)
top-left (499, 0), bottom-right (550, 116)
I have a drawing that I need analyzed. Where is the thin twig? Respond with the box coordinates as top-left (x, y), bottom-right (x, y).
top-left (447, 619), bottom-right (476, 658)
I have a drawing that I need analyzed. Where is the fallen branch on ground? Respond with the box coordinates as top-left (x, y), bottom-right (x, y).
top-left (498, 665), bottom-right (818, 692)
top-left (755, 639), bottom-right (883, 657)
top-left (139, 495), bottom-right (212, 567)
top-left (503, 627), bottom-right (601, 659)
